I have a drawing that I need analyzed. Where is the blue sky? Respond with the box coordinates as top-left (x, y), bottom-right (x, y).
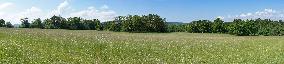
top-left (1, 0), bottom-right (284, 24)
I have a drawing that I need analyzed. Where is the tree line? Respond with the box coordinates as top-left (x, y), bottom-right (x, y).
top-left (19, 16), bottom-right (102, 30)
top-left (0, 19), bottom-right (14, 28)
top-left (167, 18), bottom-right (284, 36)
top-left (1, 14), bottom-right (284, 36)
top-left (17, 14), bottom-right (167, 32)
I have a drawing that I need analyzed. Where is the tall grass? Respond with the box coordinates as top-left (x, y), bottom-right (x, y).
top-left (0, 28), bottom-right (284, 63)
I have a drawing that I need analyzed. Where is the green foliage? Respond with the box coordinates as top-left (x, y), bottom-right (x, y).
top-left (167, 24), bottom-right (186, 32)
top-left (230, 19), bottom-right (248, 36)
top-left (5, 22), bottom-right (13, 28)
top-left (0, 19), bottom-right (5, 27)
top-left (227, 19), bottom-right (284, 36)
top-left (50, 15), bottom-right (68, 29)
top-left (102, 21), bottom-right (111, 31)
top-left (42, 16), bottom-right (68, 29)
top-left (13, 14), bottom-right (284, 36)
top-left (187, 20), bottom-right (212, 33)
top-left (20, 18), bottom-right (30, 28)
top-left (67, 17), bottom-right (84, 30)
top-left (43, 19), bottom-right (54, 29)
top-left (82, 19), bottom-right (95, 30)
top-left (31, 18), bottom-right (43, 28)
top-left (212, 18), bottom-right (225, 33)
top-left (41, 16), bottom-right (101, 30)
top-left (94, 19), bottom-right (101, 30)
top-left (14, 14), bottom-right (167, 33)
top-left (181, 18), bottom-right (284, 36)
top-left (105, 14), bottom-right (167, 32)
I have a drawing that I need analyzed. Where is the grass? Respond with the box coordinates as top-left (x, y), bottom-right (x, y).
top-left (1, 28), bottom-right (284, 63)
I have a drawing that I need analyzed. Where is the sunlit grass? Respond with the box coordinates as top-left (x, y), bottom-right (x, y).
top-left (0, 28), bottom-right (284, 63)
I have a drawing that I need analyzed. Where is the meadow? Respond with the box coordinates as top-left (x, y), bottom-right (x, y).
top-left (0, 28), bottom-right (284, 63)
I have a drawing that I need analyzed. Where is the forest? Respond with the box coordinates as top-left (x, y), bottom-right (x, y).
top-left (1, 14), bottom-right (284, 36)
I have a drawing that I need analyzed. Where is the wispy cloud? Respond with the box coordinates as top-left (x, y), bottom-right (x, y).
top-left (0, 2), bottom-right (14, 10)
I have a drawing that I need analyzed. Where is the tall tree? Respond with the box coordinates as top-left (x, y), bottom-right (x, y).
top-left (20, 18), bottom-right (30, 28)
top-left (31, 18), bottom-right (44, 28)
top-left (149, 14), bottom-right (167, 32)
top-left (82, 19), bottom-right (93, 30)
top-left (212, 18), bottom-right (225, 33)
top-left (50, 15), bottom-right (68, 29)
top-left (121, 15), bottom-right (132, 32)
top-left (43, 19), bottom-right (54, 29)
top-left (0, 19), bottom-right (5, 27)
top-left (189, 20), bottom-right (212, 33)
top-left (94, 19), bottom-right (101, 30)
top-left (67, 17), bottom-right (83, 30)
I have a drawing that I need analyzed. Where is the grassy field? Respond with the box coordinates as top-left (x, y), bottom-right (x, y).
top-left (1, 28), bottom-right (284, 63)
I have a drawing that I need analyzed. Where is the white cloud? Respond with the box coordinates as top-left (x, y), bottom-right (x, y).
top-left (239, 13), bottom-right (252, 17)
top-left (18, 7), bottom-right (44, 19)
top-left (0, 2), bottom-right (14, 10)
top-left (0, 7), bottom-right (44, 24)
top-left (50, 1), bottom-right (117, 21)
top-left (223, 9), bottom-right (284, 21)
top-left (69, 5), bottom-right (117, 21)
top-left (48, 0), bottom-right (70, 17)
top-left (0, 0), bottom-right (117, 24)
top-left (216, 16), bottom-right (224, 19)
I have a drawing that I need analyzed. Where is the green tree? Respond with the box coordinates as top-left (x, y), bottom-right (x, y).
top-left (94, 19), bottom-right (101, 30)
top-left (186, 23), bottom-right (193, 33)
top-left (43, 19), bottom-right (54, 29)
top-left (67, 17), bottom-right (83, 30)
top-left (121, 15), bottom-right (132, 32)
top-left (0, 19), bottom-right (5, 27)
top-left (119, 14), bottom-right (167, 32)
top-left (50, 15), bottom-right (68, 29)
top-left (20, 18), bottom-right (30, 28)
top-left (147, 14), bottom-right (167, 32)
top-left (167, 24), bottom-right (186, 32)
top-left (5, 22), bottom-right (13, 28)
top-left (229, 19), bottom-right (245, 36)
top-left (229, 19), bottom-right (258, 36)
top-left (31, 18), bottom-right (43, 28)
top-left (102, 21), bottom-right (112, 31)
top-left (212, 18), bottom-right (225, 33)
top-left (81, 19), bottom-right (101, 30)
top-left (82, 19), bottom-right (93, 30)
top-left (131, 15), bottom-right (144, 32)
top-left (189, 20), bottom-right (212, 33)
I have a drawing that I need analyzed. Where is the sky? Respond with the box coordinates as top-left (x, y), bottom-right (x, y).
top-left (1, 0), bottom-right (284, 24)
